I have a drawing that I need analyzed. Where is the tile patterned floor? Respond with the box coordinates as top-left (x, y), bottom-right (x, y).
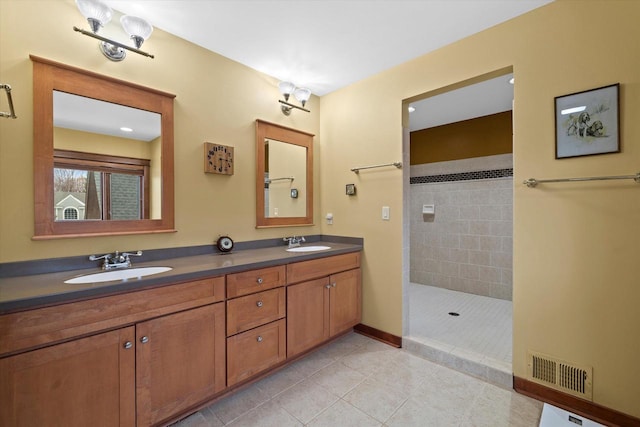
top-left (172, 332), bottom-right (542, 427)
top-left (404, 283), bottom-right (513, 387)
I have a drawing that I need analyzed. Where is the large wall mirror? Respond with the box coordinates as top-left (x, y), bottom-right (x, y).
top-left (255, 120), bottom-right (313, 227)
top-left (31, 56), bottom-right (175, 238)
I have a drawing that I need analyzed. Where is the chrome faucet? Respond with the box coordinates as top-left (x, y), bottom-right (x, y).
top-left (89, 250), bottom-right (143, 270)
top-left (283, 236), bottom-right (306, 248)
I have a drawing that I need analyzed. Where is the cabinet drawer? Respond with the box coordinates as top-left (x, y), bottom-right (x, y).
top-left (226, 265), bottom-right (286, 298)
top-left (0, 276), bottom-right (225, 357)
top-left (226, 319), bottom-right (286, 386)
top-left (226, 288), bottom-right (285, 336)
top-left (287, 252), bottom-right (361, 284)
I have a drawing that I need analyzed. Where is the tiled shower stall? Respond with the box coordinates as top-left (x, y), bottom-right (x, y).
top-left (409, 154), bottom-right (513, 300)
top-left (405, 154), bottom-right (514, 386)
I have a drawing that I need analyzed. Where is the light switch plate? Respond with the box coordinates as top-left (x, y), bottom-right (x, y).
top-left (382, 206), bottom-right (390, 220)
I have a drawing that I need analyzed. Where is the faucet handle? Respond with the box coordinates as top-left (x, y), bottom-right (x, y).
top-left (121, 250), bottom-right (143, 258)
top-left (89, 253), bottom-right (111, 261)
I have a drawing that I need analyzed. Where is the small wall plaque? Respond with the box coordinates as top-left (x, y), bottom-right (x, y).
top-left (204, 142), bottom-right (234, 175)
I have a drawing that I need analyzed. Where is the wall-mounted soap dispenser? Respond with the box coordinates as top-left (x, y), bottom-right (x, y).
top-left (422, 204), bottom-right (435, 215)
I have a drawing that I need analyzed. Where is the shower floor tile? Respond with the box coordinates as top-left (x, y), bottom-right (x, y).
top-left (407, 282), bottom-right (512, 368)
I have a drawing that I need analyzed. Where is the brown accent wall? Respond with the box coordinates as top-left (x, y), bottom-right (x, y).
top-left (410, 111), bottom-right (513, 164)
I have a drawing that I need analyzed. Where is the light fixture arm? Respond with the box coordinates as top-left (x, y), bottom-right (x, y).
top-left (279, 99), bottom-right (310, 114)
top-left (73, 26), bottom-right (155, 59)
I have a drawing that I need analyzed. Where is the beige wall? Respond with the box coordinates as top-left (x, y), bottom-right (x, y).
top-left (53, 127), bottom-right (152, 159)
top-left (0, 0), bottom-right (320, 262)
top-left (320, 0), bottom-right (639, 418)
top-left (2, 0), bottom-right (639, 418)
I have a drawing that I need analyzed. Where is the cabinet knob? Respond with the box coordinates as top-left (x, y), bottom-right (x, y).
top-left (325, 284), bottom-right (331, 289)
top-left (256, 301), bottom-right (263, 307)
top-left (331, 283), bottom-right (337, 288)
top-left (257, 277), bottom-right (263, 284)
top-left (140, 336), bottom-right (149, 344)
top-left (123, 341), bottom-right (133, 349)
top-left (256, 336), bottom-right (263, 342)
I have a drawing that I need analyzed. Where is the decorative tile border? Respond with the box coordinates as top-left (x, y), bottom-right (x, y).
top-left (410, 168), bottom-right (513, 185)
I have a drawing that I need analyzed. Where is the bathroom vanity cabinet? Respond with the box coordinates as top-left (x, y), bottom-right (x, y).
top-left (226, 266), bottom-right (287, 386)
top-left (0, 250), bottom-right (361, 427)
top-left (0, 276), bottom-right (226, 427)
top-left (286, 253), bottom-right (362, 357)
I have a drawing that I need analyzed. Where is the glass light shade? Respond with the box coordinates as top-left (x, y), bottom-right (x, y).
top-left (293, 87), bottom-right (311, 107)
top-left (278, 81), bottom-right (295, 101)
top-left (120, 15), bottom-right (153, 48)
top-left (76, 0), bottom-right (112, 32)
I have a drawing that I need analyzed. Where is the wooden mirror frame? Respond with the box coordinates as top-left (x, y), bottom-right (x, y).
top-left (31, 55), bottom-right (175, 239)
top-left (255, 120), bottom-right (314, 228)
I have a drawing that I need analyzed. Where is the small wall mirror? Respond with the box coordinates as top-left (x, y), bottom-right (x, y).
top-left (32, 56), bottom-right (175, 238)
top-left (256, 120), bottom-right (313, 227)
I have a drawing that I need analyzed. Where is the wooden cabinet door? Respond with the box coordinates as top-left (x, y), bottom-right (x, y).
top-left (286, 277), bottom-right (330, 358)
top-left (136, 303), bottom-right (225, 426)
top-left (0, 327), bottom-right (135, 427)
top-left (329, 268), bottom-right (362, 337)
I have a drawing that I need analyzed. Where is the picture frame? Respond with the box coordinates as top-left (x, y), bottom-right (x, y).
top-left (554, 83), bottom-right (620, 159)
top-left (345, 183), bottom-right (356, 196)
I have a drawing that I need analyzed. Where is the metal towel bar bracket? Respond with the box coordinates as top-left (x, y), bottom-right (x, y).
top-left (265, 176), bottom-right (294, 184)
top-left (351, 162), bottom-right (402, 174)
top-left (0, 84), bottom-right (17, 119)
top-left (524, 172), bottom-right (640, 188)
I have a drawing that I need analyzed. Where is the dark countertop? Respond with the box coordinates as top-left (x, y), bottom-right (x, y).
top-left (0, 241), bottom-right (362, 314)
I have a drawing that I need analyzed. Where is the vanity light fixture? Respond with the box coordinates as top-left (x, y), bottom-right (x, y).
top-left (278, 81), bottom-right (311, 115)
top-left (73, 0), bottom-right (154, 61)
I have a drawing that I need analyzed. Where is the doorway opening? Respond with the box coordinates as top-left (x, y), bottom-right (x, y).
top-left (401, 67), bottom-right (514, 387)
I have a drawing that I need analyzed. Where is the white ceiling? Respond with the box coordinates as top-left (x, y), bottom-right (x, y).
top-left (54, 90), bottom-right (161, 141)
top-left (408, 73), bottom-right (514, 131)
top-left (73, 0), bottom-right (551, 133)
top-left (106, 0), bottom-right (551, 97)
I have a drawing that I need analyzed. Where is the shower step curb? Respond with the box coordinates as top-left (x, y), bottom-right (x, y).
top-left (403, 336), bottom-right (513, 389)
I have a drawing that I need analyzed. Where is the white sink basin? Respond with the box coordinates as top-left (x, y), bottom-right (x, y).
top-left (65, 266), bottom-right (173, 284)
top-left (286, 245), bottom-right (331, 253)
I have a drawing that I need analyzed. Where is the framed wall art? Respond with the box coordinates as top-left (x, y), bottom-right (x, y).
top-left (554, 83), bottom-right (619, 159)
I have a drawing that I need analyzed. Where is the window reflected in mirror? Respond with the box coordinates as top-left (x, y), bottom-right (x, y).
top-left (53, 150), bottom-right (150, 221)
